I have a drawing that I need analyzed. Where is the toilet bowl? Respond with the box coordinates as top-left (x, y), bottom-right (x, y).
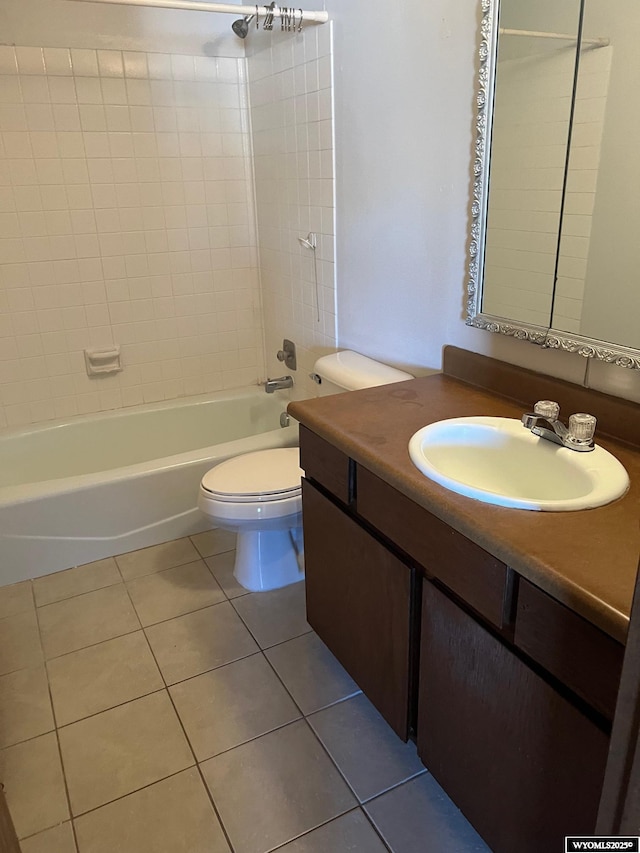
top-left (198, 351), bottom-right (413, 592)
top-left (198, 447), bottom-right (304, 592)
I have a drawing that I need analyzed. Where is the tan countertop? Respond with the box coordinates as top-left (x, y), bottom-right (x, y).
top-left (289, 374), bottom-right (640, 644)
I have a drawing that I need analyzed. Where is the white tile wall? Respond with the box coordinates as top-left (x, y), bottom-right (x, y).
top-left (483, 48), bottom-right (575, 326)
top-left (247, 23), bottom-right (336, 402)
top-left (0, 45), bottom-right (264, 428)
top-left (482, 42), bottom-right (612, 334)
top-left (555, 45), bottom-right (612, 334)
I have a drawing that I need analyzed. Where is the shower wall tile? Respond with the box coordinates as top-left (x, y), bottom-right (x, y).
top-left (0, 46), bottom-right (264, 429)
top-left (247, 23), bottom-right (336, 402)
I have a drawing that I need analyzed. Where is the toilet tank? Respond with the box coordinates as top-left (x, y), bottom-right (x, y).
top-left (313, 350), bottom-right (413, 396)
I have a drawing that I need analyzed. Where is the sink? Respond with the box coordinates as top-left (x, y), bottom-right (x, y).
top-left (408, 416), bottom-right (630, 511)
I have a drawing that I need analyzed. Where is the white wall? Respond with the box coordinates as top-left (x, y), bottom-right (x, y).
top-left (579, 0), bottom-right (640, 351)
top-left (307, 0), bottom-right (640, 399)
top-left (483, 49), bottom-right (573, 328)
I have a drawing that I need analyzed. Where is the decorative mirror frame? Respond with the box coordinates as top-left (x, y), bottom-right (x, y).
top-left (466, 0), bottom-right (640, 371)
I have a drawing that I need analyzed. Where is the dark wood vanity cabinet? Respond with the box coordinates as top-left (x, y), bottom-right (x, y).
top-left (302, 479), bottom-right (413, 739)
top-left (299, 426), bottom-right (622, 853)
top-left (418, 583), bottom-right (609, 853)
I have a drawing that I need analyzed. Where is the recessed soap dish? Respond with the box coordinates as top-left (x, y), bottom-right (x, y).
top-left (84, 347), bottom-right (122, 377)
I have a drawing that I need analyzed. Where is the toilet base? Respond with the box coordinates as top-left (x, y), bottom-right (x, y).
top-left (234, 526), bottom-right (304, 592)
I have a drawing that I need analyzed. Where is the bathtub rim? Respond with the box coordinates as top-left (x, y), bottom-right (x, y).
top-left (0, 386), bottom-right (297, 509)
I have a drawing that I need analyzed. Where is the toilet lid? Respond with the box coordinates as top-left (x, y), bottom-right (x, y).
top-left (201, 447), bottom-right (303, 499)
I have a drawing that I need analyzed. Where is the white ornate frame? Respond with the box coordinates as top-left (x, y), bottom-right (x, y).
top-left (466, 0), bottom-right (640, 370)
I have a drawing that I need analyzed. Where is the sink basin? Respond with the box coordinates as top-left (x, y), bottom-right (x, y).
top-left (408, 416), bottom-right (629, 511)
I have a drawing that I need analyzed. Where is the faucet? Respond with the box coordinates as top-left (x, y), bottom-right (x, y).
top-left (521, 400), bottom-right (596, 452)
top-left (263, 375), bottom-right (294, 394)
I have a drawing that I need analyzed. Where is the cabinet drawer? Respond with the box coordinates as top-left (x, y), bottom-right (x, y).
top-left (299, 425), bottom-right (351, 505)
top-left (515, 580), bottom-right (624, 720)
top-left (302, 479), bottom-right (412, 739)
top-left (357, 466), bottom-right (508, 629)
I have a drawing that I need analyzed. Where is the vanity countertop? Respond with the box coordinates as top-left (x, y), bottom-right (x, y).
top-left (289, 372), bottom-right (640, 643)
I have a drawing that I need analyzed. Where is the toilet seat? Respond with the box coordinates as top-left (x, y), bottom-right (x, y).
top-left (200, 447), bottom-right (303, 504)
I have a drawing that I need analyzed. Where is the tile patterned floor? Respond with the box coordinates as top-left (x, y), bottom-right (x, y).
top-left (0, 532), bottom-right (491, 853)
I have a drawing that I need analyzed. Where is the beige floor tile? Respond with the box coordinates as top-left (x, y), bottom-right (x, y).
top-left (232, 582), bottom-right (310, 649)
top-left (126, 560), bottom-right (226, 626)
top-left (191, 528), bottom-right (236, 558)
top-left (38, 584), bottom-right (140, 660)
top-left (170, 653), bottom-right (300, 760)
top-left (59, 691), bottom-right (194, 815)
top-left (201, 720), bottom-right (356, 853)
top-left (33, 558), bottom-right (121, 607)
top-left (205, 551), bottom-right (248, 599)
top-left (115, 538), bottom-right (200, 581)
top-left (0, 665), bottom-right (54, 748)
top-left (20, 822), bottom-right (77, 853)
top-left (0, 732), bottom-right (69, 839)
top-left (0, 610), bottom-right (43, 676)
top-left (74, 768), bottom-right (230, 853)
top-left (0, 580), bottom-right (33, 619)
top-left (145, 602), bottom-right (258, 685)
top-left (47, 631), bottom-right (164, 726)
top-left (365, 774), bottom-right (492, 853)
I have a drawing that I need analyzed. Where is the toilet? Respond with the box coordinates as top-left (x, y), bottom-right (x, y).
top-left (198, 351), bottom-right (413, 592)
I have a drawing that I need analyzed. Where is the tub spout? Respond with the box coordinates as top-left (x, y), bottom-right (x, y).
top-left (264, 376), bottom-right (294, 393)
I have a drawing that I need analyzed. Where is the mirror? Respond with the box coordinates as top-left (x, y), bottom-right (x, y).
top-left (468, 0), bottom-right (640, 370)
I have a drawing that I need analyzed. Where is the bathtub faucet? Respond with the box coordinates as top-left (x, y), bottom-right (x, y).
top-left (263, 376), bottom-right (294, 394)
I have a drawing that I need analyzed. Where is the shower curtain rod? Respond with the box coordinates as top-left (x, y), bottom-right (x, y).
top-left (70, 0), bottom-right (329, 23)
top-left (499, 28), bottom-right (609, 48)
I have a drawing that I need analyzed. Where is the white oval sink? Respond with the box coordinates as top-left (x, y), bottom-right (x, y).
top-left (408, 417), bottom-right (629, 511)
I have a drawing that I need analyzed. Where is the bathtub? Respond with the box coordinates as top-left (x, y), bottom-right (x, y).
top-left (0, 387), bottom-right (298, 585)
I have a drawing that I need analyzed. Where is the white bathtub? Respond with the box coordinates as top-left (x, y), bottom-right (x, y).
top-left (0, 387), bottom-right (298, 585)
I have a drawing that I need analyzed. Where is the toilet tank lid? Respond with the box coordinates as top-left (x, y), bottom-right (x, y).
top-left (313, 350), bottom-right (413, 391)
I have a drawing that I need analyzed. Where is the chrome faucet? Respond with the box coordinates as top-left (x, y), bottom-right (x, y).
top-left (521, 400), bottom-right (596, 452)
top-left (264, 375), bottom-right (294, 394)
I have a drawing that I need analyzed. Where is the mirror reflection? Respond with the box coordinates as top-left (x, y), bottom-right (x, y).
top-left (480, 0), bottom-right (640, 354)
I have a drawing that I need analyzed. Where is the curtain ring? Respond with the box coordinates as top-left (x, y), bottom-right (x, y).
top-left (298, 8), bottom-right (303, 32)
top-left (256, 4), bottom-right (259, 28)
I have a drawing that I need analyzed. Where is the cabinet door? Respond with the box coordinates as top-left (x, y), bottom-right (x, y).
top-left (302, 479), bottom-right (412, 739)
top-left (417, 582), bottom-right (609, 853)
top-left (0, 785), bottom-right (20, 853)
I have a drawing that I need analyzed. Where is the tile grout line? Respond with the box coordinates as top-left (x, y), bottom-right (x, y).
top-left (0, 579), bottom-right (35, 626)
top-left (125, 560), bottom-right (354, 851)
top-left (43, 625), bottom-right (142, 664)
top-left (118, 555), bottom-right (216, 585)
top-left (303, 702), bottom-right (428, 808)
top-left (67, 766), bottom-right (199, 824)
top-left (54, 685), bottom-right (168, 733)
top-left (124, 576), bottom-right (239, 853)
top-left (217, 597), bottom-right (389, 848)
top-left (252, 648), bottom-right (396, 852)
top-left (32, 593), bottom-right (81, 853)
top-left (12, 541), bottom-right (407, 852)
top-left (264, 807), bottom-right (393, 853)
top-left (34, 576), bottom-right (122, 610)
top-left (226, 589), bottom-right (313, 654)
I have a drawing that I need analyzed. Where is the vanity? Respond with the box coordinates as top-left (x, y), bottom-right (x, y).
top-left (288, 347), bottom-right (640, 853)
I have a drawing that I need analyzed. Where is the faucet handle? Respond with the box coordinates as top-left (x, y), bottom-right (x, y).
top-left (568, 413), bottom-right (597, 443)
top-left (533, 400), bottom-right (560, 421)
